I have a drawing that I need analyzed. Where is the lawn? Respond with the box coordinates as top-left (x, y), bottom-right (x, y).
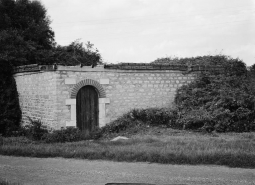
top-left (0, 127), bottom-right (255, 168)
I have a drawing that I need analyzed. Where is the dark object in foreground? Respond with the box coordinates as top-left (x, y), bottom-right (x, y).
top-left (105, 184), bottom-right (155, 185)
top-left (105, 183), bottom-right (186, 185)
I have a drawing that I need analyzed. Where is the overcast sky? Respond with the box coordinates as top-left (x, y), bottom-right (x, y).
top-left (40, 0), bottom-right (255, 66)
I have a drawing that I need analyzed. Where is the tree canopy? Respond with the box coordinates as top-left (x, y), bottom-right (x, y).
top-left (0, 0), bottom-right (102, 67)
top-left (0, 0), bottom-right (55, 65)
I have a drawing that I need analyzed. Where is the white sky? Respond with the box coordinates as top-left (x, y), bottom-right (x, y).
top-left (39, 0), bottom-right (255, 66)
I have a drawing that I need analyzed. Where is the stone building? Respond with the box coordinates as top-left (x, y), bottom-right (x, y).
top-left (14, 63), bottom-right (221, 134)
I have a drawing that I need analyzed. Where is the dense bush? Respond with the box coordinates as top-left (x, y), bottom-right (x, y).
top-left (129, 108), bottom-right (177, 126)
top-left (0, 61), bottom-right (21, 136)
top-left (174, 56), bottom-right (255, 132)
top-left (99, 113), bottom-right (139, 136)
top-left (18, 118), bottom-right (87, 143)
top-left (97, 108), bottom-right (177, 137)
top-left (23, 118), bottom-right (48, 140)
top-left (42, 127), bottom-right (85, 143)
top-left (12, 118), bottom-right (87, 143)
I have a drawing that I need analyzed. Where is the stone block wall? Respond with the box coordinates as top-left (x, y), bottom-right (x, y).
top-left (14, 64), bottom-right (197, 129)
top-left (14, 71), bottom-right (59, 129)
top-left (56, 65), bottom-right (196, 128)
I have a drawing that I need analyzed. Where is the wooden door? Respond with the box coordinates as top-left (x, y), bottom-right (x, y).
top-left (76, 85), bottom-right (99, 135)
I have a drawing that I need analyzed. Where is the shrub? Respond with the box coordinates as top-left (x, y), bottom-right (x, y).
top-left (96, 108), bottom-right (178, 138)
top-left (100, 115), bottom-right (137, 135)
top-left (152, 55), bottom-right (247, 76)
top-left (177, 109), bottom-right (215, 130)
top-left (42, 127), bottom-right (85, 143)
top-left (174, 56), bottom-right (255, 132)
top-left (23, 118), bottom-right (48, 140)
top-left (129, 108), bottom-right (177, 126)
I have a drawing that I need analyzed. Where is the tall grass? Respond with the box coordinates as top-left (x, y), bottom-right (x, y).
top-left (0, 133), bottom-right (254, 168)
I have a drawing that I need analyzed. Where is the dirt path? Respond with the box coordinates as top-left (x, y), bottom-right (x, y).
top-left (0, 155), bottom-right (254, 185)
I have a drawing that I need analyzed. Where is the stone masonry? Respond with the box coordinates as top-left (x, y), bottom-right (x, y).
top-left (15, 71), bottom-right (58, 129)
top-left (14, 64), bottom-right (202, 129)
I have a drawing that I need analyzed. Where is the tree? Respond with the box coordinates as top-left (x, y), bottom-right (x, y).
top-left (54, 40), bottom-right (102, 66)
top-left (0, 59), bottom-right (21, 135)
top-left (0, 0), bottom-right (55, 66)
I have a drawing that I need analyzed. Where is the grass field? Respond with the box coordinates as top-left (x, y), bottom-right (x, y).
top-left (0, 127), bottom-right (254, 168)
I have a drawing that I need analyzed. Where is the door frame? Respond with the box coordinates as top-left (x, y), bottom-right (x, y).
top-left (76, 85), bottom-right (99, 133)
top-left (65, 79), bottom-right (110, 128)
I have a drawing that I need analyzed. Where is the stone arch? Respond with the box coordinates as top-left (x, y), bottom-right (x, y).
top-left (70, 79), bottom-right (106, 98)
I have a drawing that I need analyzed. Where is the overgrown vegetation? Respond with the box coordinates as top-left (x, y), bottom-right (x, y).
top-left (172, 56), bottom-right (255, 132)
top-left (175, 73), bottom-right (255, 132)
top-left (151, 55), bottom-right (255, 132)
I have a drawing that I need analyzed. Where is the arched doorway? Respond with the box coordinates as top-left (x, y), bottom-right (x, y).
top-left (76, 85), bottom-right (99, 135)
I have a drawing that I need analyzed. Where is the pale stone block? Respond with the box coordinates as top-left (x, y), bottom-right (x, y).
top-left (66, 121), bottom-right (76, 127)
top-left (100, 79), bottom-right (109, 84)
top-left (99, 98), bottom-right (110, 104)
top-left (65, 99), bottom-right (76, 105)
top-left (65, 78), bottom-right (76, 84)
top-left (99, 103), bottom-right (105, 118)
top-left (71, 105), bottom-right (76, 121)
top-left (99, 118), bottom-right (106, 127)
